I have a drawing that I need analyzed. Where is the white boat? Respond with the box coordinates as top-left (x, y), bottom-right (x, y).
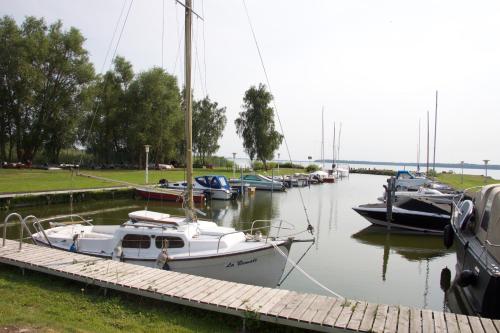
top-left (32, 210), bottom-right (293, 287)
top-left (162, 175), bottom-right (237, 200)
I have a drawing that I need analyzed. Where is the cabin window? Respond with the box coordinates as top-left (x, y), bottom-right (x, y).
top-left (122, 234), bottom-right (151, 249)
top-left (196, 177), bottom-right (209, 187)
top-left (155, 236), bottom-right (185, 249)
top-left (209, 176), bottom-right (220, 188)
top-left (480, 210), bottom-right (490, 231)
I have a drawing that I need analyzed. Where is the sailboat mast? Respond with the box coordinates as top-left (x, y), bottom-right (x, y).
top-left (433, 90), bottom-right (438, 172)
top-left (426, 111), bottom-right (430, 174)
top-left (184, 0), bottom-right (194, 212)
top-left (337, 122), bottom-right (342, 163)
top-left (417, 118), bottom-right (421, 171)
top-left (321, 107), bottom-right (324, 170)
top-left (332, 122), bottom-right (336, 167)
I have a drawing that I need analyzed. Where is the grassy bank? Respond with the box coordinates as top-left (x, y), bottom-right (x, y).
top-left (435, 173), bottom-right (499, 190)
top-left (0, 168), bottom-right (303, 194)
top-left (0, 264), bottom-right (299, 333)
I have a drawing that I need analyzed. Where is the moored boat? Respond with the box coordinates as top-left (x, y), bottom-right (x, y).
top-left (135, 187), bottom-right (205, 203)
top-left (31, 210), bottom-right (294, 287)
top-left (446, 184), bottom-right (500, 319)
top-left (162, 175), bottom-right (237, 200)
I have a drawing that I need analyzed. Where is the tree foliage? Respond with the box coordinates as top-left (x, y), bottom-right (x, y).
top-left (0, 16), bottom-right (95, 163)
top-left (235, 84), bottom-right (283, 169)
top-left (192, 96), bottom-right (227, 165)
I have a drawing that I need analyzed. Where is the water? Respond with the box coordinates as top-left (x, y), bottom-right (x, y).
top-left (1, 174), bottom-right (455, 312)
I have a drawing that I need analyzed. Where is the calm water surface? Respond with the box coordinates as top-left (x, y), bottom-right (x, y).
top-left (1, 174), bottom-right (456, 312)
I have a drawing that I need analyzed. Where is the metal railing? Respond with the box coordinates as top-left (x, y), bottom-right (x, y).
top-left (216, 219), bottom-right (295, 253)
top-left (3, 213), bottom-right (23, 248)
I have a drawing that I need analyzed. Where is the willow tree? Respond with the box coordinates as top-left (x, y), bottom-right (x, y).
top-left (235, 83), bottom-right (283, 170)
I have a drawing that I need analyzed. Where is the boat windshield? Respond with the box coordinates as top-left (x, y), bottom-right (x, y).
top-left (218, 176), bottom-right (228, 187)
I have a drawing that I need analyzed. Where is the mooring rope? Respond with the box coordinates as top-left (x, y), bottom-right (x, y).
top-left (271, 242), bottom-right (343, 299)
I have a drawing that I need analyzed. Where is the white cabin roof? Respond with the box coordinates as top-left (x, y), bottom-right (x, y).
top-left (128, 210), bottom-right (182, 225)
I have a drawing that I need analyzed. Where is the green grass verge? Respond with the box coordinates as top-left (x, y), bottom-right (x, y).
top-left (0, 168), bottom-right (304, 194)
top-left (435, 173), bottom-right (499, 190)
top-left (0, 264), bottom-right (300, 332)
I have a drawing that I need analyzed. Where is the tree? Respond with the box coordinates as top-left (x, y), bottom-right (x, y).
top-left (235, 84), bottom-right (283, 169)
top-left (192, 96), bottom-right (226, 165)
top-left (0, 16), bottom-right (95, 163)
top-left (124, 67), bottom-right (183, 167)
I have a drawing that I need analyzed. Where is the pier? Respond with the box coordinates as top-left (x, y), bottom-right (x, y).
top-left (0, 239), bottom-right (498, 332)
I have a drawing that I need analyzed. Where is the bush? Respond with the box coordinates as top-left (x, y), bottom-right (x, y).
top-left (305, 164), bottom-right (320, 172)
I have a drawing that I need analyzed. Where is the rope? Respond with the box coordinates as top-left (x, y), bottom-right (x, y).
top-left (241, 0), bottom-right (313, 234)
top-left (101, 0), bottom-right (128, 73)
top-left (271, 242), bottom-right (343, 299)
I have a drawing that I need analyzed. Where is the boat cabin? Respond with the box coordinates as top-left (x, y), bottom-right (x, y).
top-left (470, 184), bottom-right (500, 260)
top-left (195, 175), bottom-right (231, 190)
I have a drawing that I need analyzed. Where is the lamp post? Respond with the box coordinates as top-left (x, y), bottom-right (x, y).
top-left (232, 152), bottom-right (236, 179)
top-left (460, 161), bottom-right (464, 184)
top-left (144, 145), bottom-right (150, 184)
top-left (483, 159), bottom-right (490, 183)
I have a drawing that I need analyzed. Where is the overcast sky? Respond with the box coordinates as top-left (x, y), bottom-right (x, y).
top-left (2, 0), bottom-right (499, 164)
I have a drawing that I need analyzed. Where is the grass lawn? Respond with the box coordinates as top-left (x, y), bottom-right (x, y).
top-left (0, 168), bottom-right (304, 194)
top-left (435, 173), bottom-right (499, 190)
top-left (0, 264), bottom-right (299, 333)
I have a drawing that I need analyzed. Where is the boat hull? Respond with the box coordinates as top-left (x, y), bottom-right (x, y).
top-left (452, 229), bottom-right (500, 318)
top-left (37, 239), bottom-right (291, 288)
top-left (135, 188), bottom-right (205, 203)
top-left (353, 205), bottom-right (449, 234)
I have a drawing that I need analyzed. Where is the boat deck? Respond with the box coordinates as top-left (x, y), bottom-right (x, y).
top-left (1, 239), bottom-right (499, 333)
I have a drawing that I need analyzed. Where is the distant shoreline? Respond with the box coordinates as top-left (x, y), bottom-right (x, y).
top-left (315, 159), bottom-right (499, 170)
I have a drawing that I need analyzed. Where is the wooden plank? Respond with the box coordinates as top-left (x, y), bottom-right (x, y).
top-left (133, 272), bottom-right (172, 290)
top-left (398, 306), bottom-right (410, 333)
top-left (493, 321), bottom-right (500, 333)
top-left (268, 291), bottom-right (300, 317)
top-left (277, 292), bottom-right (308, 319)
top-left (259, 289), bottom-right (291, 315)
top-left (323, 297), bottom-right (350, 327)
top-left (421, 310), bottom-right (434, 333)
top-left (347, 301), bottom-right (368, 331)
top-left (310, 297), bottom-right (337, 326)
top-left (160, 274), bottom-right (200, 295)
top-left (246, 288), bottom-right (280, 313)
top-left (4, 248), bottom-right (63, 264)
top-left (187, 279), bottom-right (228, 302)
top-left (201, 281), bottom-right (241, 304)
top-left (335, 299), bottom-right (357, 329)
top-left (433, 311), bottom-right (447, 333)
top-left (228, 286), bottom-right (264, 310)
top-left (456, 314), bottom-right (472, 333)
top-left (116, 268), bottom-right (161, 286)
top-left (410, 308), bottom-right (422, 333)
top-left (360, 303), bottom-right (379, 332)
top-left (288, 294), bottom-right (318, 321)
top-left (214, 283), bottom-right (253, 307)
top-left (444, 313), bottom-right (459, 333)
top-left (384, 306), bottom-right (399, 333)
top-left (229, 286), bottom-right (268, 310)
top-left (172, 277), bottom-right (212, 298)
top-left (372, 304), bottom-right (389, 333)
top-left (480, 318), bottom-right (498, 333)
top-left (300, 295), bottom-right (329, 324)
top-left (468, 316), bottom-right (485, 333)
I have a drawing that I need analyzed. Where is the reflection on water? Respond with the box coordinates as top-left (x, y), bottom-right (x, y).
top-left (0, 174), bottom-right (459, 311)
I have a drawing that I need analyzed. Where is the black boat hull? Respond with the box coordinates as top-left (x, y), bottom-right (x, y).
top-left (353, 205), bottom-right (450, 234)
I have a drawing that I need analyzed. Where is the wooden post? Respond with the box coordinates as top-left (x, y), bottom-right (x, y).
top-left (386, 177), bottom-right (395, 229)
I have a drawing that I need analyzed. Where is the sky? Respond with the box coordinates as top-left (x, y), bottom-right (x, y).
top-left (2, 0), bottom-right (499, 165)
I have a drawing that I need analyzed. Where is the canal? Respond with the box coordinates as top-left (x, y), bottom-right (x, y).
top-left (1, 173), bottom-right (456, 312)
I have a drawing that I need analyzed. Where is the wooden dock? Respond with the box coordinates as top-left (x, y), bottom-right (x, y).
top-left (1, 239), bottom-right (499, 333)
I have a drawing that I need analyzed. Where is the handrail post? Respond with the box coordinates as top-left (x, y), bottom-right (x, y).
top-left (3, 213), bottom-right (23, 247)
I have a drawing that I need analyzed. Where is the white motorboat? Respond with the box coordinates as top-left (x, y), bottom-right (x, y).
top-left (32, 210), bottom-right (293, 287)
top-left (162, 175), bottom-right (237, 200)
